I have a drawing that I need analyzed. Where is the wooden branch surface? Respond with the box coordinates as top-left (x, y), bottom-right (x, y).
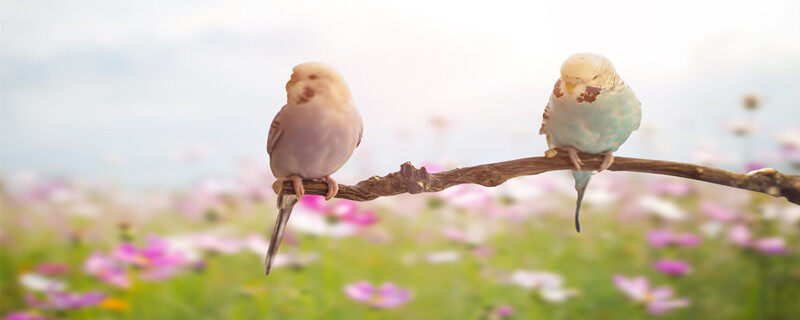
top-left (271, 149), bottom-right (800, 205)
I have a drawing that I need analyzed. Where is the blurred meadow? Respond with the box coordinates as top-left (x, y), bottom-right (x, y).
top-left (2, 0), bottom-right (800, 319)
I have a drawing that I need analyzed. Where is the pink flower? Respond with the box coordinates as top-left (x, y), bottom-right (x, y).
top-left (35, 262), bottom-right (69, 275)
top-left (653, 259), bottom-right (692, 276)
top-left (613, 275), bottom-right (690, 315)
top-left (191, 235), bottom-right (243, 254)
top-left (3, 312), bottom-right (46, 320)
top-left (26, 289), bottom-right (105, 310)
top-left (649, 180), bottom-right (693, 197)
top-left (646, 230), bottom-right (674, 248)
top-left (673, 234), bottom-right (702, 247)
top-left (437, 184), bottom-right (492, 210)
top-left (727, 224), bottom-right (752, 247)
top-left (647, 230), bottom-right (702, 248)
top-left (701, 202), bottom-right (738, 222)
top-left (492, 305), bottom-right (514, 318)
top-left (299, 195), bottom-right (378, 227)
top-left (84, 252), bottom-right (130, 288)
top-left (344, 281), bottom-right (411, 309)
top-left (113, 236), bottom-right (186, 269)
top-left (753, 237), bottom-right (788, 255)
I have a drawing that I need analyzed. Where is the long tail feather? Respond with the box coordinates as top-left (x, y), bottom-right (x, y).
top-left (265, 194), bottom-right (298, 276)
top-left (571, 171), bottom-right (592, 233)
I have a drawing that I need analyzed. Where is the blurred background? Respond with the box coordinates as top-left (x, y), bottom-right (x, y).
top-left (1, 0), bottom-right (799, 319)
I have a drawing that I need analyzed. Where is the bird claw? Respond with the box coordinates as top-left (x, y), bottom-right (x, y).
top-left (565, 147), bottom-right (583, 170)
top-left (599, 152), bottom-right (615, 172)
top-left (289, 175), bottom-right (305, 199)
top-left (322, 176), bottom-right (338, 200)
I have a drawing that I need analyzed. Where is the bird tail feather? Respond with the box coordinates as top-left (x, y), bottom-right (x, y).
top-left (265, 193), bottom-right (298, 276)
top-left (572, 170), bottom-right (593, 233)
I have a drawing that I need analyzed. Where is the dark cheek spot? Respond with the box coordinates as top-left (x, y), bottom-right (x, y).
top-left (297, 96), bottom-right (309, 104)
top-left (576, 86), bottom-right (602, 103)
top-left (309, 74), bottom-right (318, 80)
top-left (303, 86), bottom-right (315, 98)
top-left (553, 79), bottom-right (563, 98)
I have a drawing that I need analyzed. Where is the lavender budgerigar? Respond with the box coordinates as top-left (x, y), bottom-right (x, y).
top-left (540, 53), bottom-right (642, 233)
top-left (265, 62), bottom-right (363, 275)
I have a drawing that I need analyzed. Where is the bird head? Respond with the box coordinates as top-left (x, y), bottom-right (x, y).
top-left (558, 53), bottom-right (619, 95)
top-left (286, 62), bottom-right (353, 108)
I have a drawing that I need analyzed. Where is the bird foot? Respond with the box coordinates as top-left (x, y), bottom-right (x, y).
top-left (289, 175), bottom-right (305, 199)
top-left (599, 152), bottom-right (615, 172)
top-left (563, 146), bottom-right (583, 170)
top-left (321, 176), bottom-right (338, 200)
top-left (544, 149), bottom-right (558, 158)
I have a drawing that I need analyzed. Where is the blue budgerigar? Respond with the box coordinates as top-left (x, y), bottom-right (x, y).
top-left (539, 53), bottom-right (642, 233)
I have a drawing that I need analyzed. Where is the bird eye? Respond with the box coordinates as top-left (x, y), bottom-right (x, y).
top-left (592, 75), bottom-right (599, 80)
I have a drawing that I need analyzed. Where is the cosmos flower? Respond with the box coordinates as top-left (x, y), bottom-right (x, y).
top-left (727, 224), bottom-right (752, 247)
top-left (653, 259), bottom-right (692, 276)
top-left (34, 262), bottom-right (69, 275)
top-left (424, 251), bottom-right (461, 264)
top-left (84, 252), bottom-right (131, 288)
top-left (492, 305), bottom-right (514, 318)
top-left (508, 270), bottom-right (577, 303)
top-left (344, 281), bottom-right (411, 309)
top-left (112, 236), bottom-right (187, 270)
top-left (18, 273), bottom-right (65, 292)
top-left (298, 195), bottom-right (378, 227)
top-left (2, 312), bottom-right (47, 320)
top-left (26, 289), bottom-right (105, 310)
top-left (647, 230), bottom-right (702, 248)
top-left (638, 196), bottom-right (686, 221)
top-left (752, 237), bottom-right (788, 255)
top-left (701, 202), bottom-right (738, 222)
top-left (649, 179), bottom-right (693, 197)
top-left (613, 275), bottom-right (689, 315)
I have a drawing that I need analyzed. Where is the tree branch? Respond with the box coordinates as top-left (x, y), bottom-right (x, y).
top-left (271, 149), bottom-right (800, 205)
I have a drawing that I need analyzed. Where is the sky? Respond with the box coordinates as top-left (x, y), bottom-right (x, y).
top-left (1, 0), bottom-right (799, 188)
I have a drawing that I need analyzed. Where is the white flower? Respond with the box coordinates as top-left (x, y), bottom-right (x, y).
top-left (424, 251), bottom-right (461, 264)
top-left (638, 196), bottom-right (686, 221)
top-left (776, 128), bottom-right (800, 149)
top-left (19, 273), bottom-right (65, 292)
top-left (509, 270), bottom-right (577, 303)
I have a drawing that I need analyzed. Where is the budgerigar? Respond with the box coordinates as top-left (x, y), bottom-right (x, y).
top-left (265, 62), bottom-right (363, 275)
top-left (539, 53), bottom-right (642, 232)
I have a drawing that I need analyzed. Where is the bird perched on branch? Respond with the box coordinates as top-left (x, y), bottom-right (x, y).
top-left (539, 53), bottom-right (641, 232)
top-left (265, 62), bottom-right (363, 275)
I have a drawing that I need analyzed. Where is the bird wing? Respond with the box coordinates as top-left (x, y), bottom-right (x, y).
top-left (539, 102), bottom-right (551, 135)
top-left (267, 105), bottom-right (287, 156)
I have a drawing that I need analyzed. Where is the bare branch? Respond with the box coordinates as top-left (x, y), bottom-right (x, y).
top-left (271, 149), bottom-right (800, 205)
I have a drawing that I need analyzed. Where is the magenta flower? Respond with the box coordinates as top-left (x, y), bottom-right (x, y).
top-left (753, 237), bottom-right (788, 255)
top-left (745, 162), bottom-right (767, 172)
top-left (653, 259), bottom-right (692, 276)
top-left (84, 252), bottom-right (130, 288)
top-left (613, 275), bottom-right (690, 315)
top-left (701, 202), bottom-right (738, 222)
top-left (3, 312), bottom-right (46, 320)
top-left (344, 281), bottom-right (411, 309)
top-left (26, 289), bottom-right (105, 310)
top-left (112, 236), bottom-right (186, 269)
top-left (492, 305), bottom-right (514, 318)
top-left (35, 262), bottom-right (69, 275)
